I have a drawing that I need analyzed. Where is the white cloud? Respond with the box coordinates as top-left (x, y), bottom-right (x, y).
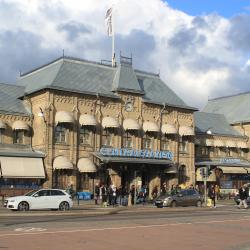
top-left (0, 0), bottom-right (250, 109)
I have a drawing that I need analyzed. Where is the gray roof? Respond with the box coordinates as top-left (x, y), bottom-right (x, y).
top-left (203, 92), bottom-right (250, 124)
top-left (0, 83), bottom-right (30, 116)
top-left (17, 56), bottom-right (196, 111)
top-left (194, 111), bottom-right (243, 137)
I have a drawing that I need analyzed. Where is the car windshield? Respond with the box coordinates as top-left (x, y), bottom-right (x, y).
top-left (25, 190), bottom-right (38, 196)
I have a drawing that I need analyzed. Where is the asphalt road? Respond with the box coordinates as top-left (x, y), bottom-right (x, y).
top-left (0, 205), bottom-right (250, 250)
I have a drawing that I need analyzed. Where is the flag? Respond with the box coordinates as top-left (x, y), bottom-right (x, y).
top-left (105, 7), bottom-right (113, 36)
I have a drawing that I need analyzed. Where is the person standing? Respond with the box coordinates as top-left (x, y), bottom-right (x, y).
top-left (238, 185), bottom-right (248, 209)
top-left (94, 183), bottom-right (100, 205)
top-left (208, 184), bottom-right (216, 208)
top-left (130, 185), bottom-right (136, 205)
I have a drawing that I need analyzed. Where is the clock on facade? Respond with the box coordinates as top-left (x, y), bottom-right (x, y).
top-left (125, 102), bottom-right (133, 112)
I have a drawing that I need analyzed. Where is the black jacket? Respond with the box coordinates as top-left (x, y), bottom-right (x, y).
top-left (239, 188), bottom-right (248, 200)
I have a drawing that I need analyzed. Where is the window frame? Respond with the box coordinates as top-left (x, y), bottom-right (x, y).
top-left (102, 128), bottom-right (114, 147)
top-left (79, 126), bottom-right (94, 145)
top-left (54, 124), bottom-right (67, 144)
top-left (142, 132), bottom-right (155, 150)
top-left (123, 131), bottom-right (134, 149)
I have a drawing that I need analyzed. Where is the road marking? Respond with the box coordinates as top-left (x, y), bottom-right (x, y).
top-left (1, 218), bottom-right (250, 238)
top-left (14, 227), bottom-right (47, 232)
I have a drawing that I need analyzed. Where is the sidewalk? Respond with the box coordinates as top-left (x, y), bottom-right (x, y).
top-left (0, 198), bottom-right (236, 217)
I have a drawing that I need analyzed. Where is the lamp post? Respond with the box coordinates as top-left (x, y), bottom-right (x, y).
top-left (38, 107), bottom-right (53, 188)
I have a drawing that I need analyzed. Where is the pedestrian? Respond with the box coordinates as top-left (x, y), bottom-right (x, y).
top-left (238, 185), bottom-right (248, 209)
top-left (130, 185), bottom-right (136, 205)
top-left (208, 184), bottom-right (216, 208)
top-left (94, 183), bottom-right (100, 205)
top-left (215, 184), bottom-right (220, 200)
top-left (100, 184), bottom-right (108, 207)
top-left (111, 185), bottom-right (117, 207)
top-left (151, 185), bottom-right (158, 200)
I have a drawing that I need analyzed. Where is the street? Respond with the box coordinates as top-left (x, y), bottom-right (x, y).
top-left (0, 203), bottom-right (250, 250)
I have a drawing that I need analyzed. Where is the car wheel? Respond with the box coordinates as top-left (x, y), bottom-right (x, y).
top-left (196, 200), bottom-right (202, 207)
top-left (171, 201), bottom-right (177, 207)
top-left (18, 201), bottom-right (29, 211)
top-left (59, 201), bottom-right (70, 211)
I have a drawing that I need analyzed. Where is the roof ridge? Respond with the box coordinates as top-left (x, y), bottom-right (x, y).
top-left (209, 91), bottom-right (250, 101)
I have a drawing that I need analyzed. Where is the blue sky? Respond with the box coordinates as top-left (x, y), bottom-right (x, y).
top-left (166, 0), bottom-right (250, 17)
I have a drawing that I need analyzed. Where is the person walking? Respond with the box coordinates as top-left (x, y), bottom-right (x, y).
top-left (208, 184), bottom-right (216, 208)
top-left (130, 185), bottom-right (136, 206)
top-left (238, 185), bottom-right (248, 209)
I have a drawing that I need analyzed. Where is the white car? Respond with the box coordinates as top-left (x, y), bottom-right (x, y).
top-left (4, 189), bottom-right (73, 211)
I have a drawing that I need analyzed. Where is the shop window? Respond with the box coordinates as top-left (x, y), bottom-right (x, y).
top-left (179, 140), bottom-right (188, 153)
top-left (80, 173), bottom-right (90, 190)
top-left (55, 124), bottom-right (67, 143)
top-left (161, 135), bottom-right (170, 151)
top-left (102, 128), bottom-right (114, 147)
top-left (123, 131), bottom-right (133, 148)
top-left (80, 126), bottom-right (93, 145)
top-left (142, 132), bottom-right (154, 150)
top-left (13, 130), bottom-right (25, 144)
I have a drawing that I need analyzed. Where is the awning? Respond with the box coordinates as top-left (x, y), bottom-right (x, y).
top-left (12, 121), bottom-right (29, 130)
top-left (102, 116), bottom-right (120, 128)
top-left (53, 156), bottom-right (73, 170)
top-left (205, 139), bottom-right (213, 147)
top-left (143, 121), bottom-right (159, 133)
top-left (237, 141), bottom-right (248, 149)
top-left (0, 120), bottom-right (7, 129)
top-left (93, 153), bottom-right (172, 165)
top-left (218, 166), bottom-right (250, 174)
top-left (79, 114), bottom-right (97, 126)
top-left (225, 141), bottom-right (236, 148)
top-left (123, 118), bottom-right (140, 130)
top-left (179, 126), bottom-right (194, 136)
top-left (55, 111), bottom-right (74, 125)
top-left (77, 158), bottom-right (97, 173)
top-left (0, 157), bottom-right (45, 178)
top-left (164, 166), bottom-right (178, 174)
top-left (213, 140), bottom-right (225, 147)
top-left (161, 124), bottom-right (177, 134)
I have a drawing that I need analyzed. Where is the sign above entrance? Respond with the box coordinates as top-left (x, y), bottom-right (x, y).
top-left (99, 147), bottom-right (174, 161)
top-left (220, 158), bottom-right (241, 164)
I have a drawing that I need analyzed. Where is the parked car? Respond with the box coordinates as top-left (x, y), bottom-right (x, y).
top-left (154, 189), bottom-right (202, 208)
top-left (4, 189), bottom-right (73, 211)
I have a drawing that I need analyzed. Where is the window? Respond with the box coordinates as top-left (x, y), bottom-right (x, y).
top-left (179, 140), bottom-right (188, 152)
top-left (161, 135), bottom-right (170, 151)
top-left (214, 147), bottom-right (220, 156)
top-left (143, 133), bottom-right (154, 150)
top-left (0, 129), bottom-right (3, 143)
top-left (37, 190), bottom-right (50, 196)
top-left (102, 128), bottom-right (114, 147)
top-left (51, 190), bottom-right (65, 196)
top-left (123, 131), bottom-right (134, 148)
top-left (13, 130), bottom-right (25, 144)
top-left (179, 165), bottom-right (186, 184)
top-left (225, 148), bottom-right (232, 157)
top-left (201, 147), bottom-right (209, 156)
top-left (55, 124), bottom-right (66, 143)
top-left (80, 126), bottom-right (93, 145)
